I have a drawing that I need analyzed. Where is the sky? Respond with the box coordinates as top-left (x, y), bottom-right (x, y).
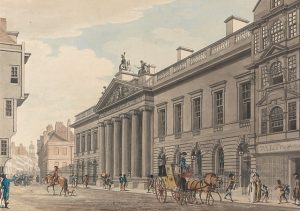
top-left (0, 0), bottom-right (258, 147)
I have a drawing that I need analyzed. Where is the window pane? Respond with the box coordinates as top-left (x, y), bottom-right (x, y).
top-left (288, 102), bottom-right (297, 131)
top-left (5, 100), bottom-right (12, 117)
top-left (270, 61), bottom-right (283, 85)
top-left (192, 98), bottom-right (201, 130)
top-left (215, 91), bottom-right (223, 125)
top-left (288, 56), bottom-right (297, 81)
top-left (174, 104), bottom-right (182, 134)
top-left (270, 107), bottom-right (283, 132)
top-left (158, 109), bottom-right (166, 137)
top-left (1, 140), bottom-right (7, 156)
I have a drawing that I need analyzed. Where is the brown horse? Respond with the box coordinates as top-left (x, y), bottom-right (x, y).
top-left (45, 175), bottom-right (68, 196)
top-left (187, 173), bottom-right (223, 205)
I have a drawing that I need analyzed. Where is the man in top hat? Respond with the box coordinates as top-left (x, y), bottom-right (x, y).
top-left (293, 173), bottom-right (300, 206)
top-left (52, 166), bottom-right (59, 184)
top-left (224, 173), bottom-right (237, 202)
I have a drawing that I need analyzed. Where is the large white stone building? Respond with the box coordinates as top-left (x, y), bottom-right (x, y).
top-left (72, 0), bottom-right (300, 192)
top-left (0, 18), bottom-right (30, 173)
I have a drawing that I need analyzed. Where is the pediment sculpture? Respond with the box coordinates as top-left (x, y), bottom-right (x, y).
top-left (103, 84), bottom-right (140, 107)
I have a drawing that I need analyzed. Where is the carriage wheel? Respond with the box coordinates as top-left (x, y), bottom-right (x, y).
top-left (155, 178), bottom-right (167, 203)
top-left (172, 190), bottom-right (186, 205)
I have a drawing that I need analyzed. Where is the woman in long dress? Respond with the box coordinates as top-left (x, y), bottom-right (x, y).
top-left (248, 173), bottom-right (257, 203)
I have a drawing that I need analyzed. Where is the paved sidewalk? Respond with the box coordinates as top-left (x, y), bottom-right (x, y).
top-left (76, 184), bottom-right (300, 209)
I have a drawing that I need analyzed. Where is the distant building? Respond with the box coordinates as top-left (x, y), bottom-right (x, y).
top-left (0, 18), bottom-right (30, 173)
top-left (5, 142), bottom-right (39, 178)
top-left (37, 120), bottom-right (74, 180)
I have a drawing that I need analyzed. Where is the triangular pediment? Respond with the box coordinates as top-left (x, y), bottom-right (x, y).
top-left (95, 78), bottom-right (143, 111)
top-left (260, 44), bottom-right (288, 59)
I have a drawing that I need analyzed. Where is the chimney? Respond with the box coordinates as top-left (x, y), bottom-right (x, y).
top-left (0, 18), bottom-right (7, 32)
top-left (176, 46), bottom-right (194, 61)
top-left (224, 16), bottom-right (249, 36)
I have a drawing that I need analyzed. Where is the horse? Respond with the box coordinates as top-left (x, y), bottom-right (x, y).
top-left (44, 175), bottom-right (68, 196)
top-left (187, 173), bottom-right (223, 205)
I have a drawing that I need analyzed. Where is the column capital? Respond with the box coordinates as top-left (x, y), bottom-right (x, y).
top-left (139, 105), bottom-right (154, 112)
top-left (130, 109), bottom-right (140, 116)
top-left (104, 119), bottom-right (112, 125)
top-left (120, 113), bottom-right (130, 119)
top-left (97, 121), bottom-right (105, 127)
top-left (112, 117), bottom-right (121, 123)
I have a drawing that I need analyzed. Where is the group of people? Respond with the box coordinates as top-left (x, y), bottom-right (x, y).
top-left (223, 172), bottom-right (300, 206)
top-left (118, 174), bottom-right (128, 191)
top-left (12, 174), bottom-right (32, 186)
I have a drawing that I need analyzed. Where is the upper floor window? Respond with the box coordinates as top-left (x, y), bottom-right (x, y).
top-left (158, 108), bottom-right (166, 137)
top-left (270, 20), bottom-right (284, 43)
top-left (192, 97), bottom-right (201, 131)
top-left (262, 26), bottom-right (269, 49)
top-left (270, 61), bottom-right (283, 85)
top-left (270, 106), bottom-right (283, 133)
top-left (214, 91), bottom-right (224, 126)
top-left (10, 66), bottom-right (19, 84)
top-left (240, 82), bottom-right (251, 120)
top-left (288, 56), bottom-right (297, 81)
top-left (261, 66), bottom-right (269, 88)
top-left (254, 32), bottom-right (259, 54)
top-left (288, 102), bottom-right (297, 131)
top-left (174, 103), bottom-right (182, 134)
top-left (5, 100), bottom-right (12, 117)
top-left (288, 11), bottom-right (297, 38)
top-left (0, 140), bottom-right (8, 156)
top-left (272, 0), bottom-right (282, 8)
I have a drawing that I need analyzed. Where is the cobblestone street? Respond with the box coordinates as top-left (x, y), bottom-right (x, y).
top-left (6, 184), bottom-right (300, 211)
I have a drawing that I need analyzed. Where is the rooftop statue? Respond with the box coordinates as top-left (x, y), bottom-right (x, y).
top-left (119, 52), bottom-right (131, 72)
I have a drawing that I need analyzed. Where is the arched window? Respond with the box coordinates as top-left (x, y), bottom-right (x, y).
top-left (215, 147), bottom-right (224, 175)
top-left (270, 61), bottom-right (283, 85)
top-left (270, 106), bottom-right (284, 132)
top-left (270, 20), bottom-right (284, 43)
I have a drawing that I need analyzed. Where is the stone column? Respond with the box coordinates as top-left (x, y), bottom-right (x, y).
top-left (84, 131), bottom-right (88, 154)
top-left (141, 106), bottom-right (152, 177)
top-left (121, 114), bottom-right (130, 175)
top-left (131, 110), bottom-right (140, 177)
top-left (105, 120), bottom-right (113, 175)
top-left (98, 122), bottom-right (106, 174)
top-left (90, 129), bottom-right (94, 152)
top-left (113, 117), bottom-right (121, 177)
top-left (79, 132), bottom-right (82, 153)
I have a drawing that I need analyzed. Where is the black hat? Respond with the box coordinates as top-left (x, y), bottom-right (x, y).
top-left (228, 173), bottom-right (234, 178)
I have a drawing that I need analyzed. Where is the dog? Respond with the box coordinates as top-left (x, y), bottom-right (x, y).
top-left (67, 188), bottom-right (76, 196)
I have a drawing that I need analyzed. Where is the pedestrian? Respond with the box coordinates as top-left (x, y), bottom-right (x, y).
top-left (1, 174), bottom-right (10, 208)
top-left (119, 174), bottom-right (124, 191)
top-left (256, 173), bottom-right (262, 202)
top-left (224, 173), bottom-right (236, 202)
top-left (83, 175), bottom-right (89, 188)
top-left (261, 184), bottom-right (269, 202)
top-left (122, 174), bottom-right (127, 191)
top-left (248, 173), bottom-right (257, 203)
top-left (293, 173), bottom-right (300, 206)
top-left (275, 179), bottom-right (287, 204)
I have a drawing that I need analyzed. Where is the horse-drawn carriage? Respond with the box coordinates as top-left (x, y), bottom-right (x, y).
top-left (154, 164), bottom-right (223, 205)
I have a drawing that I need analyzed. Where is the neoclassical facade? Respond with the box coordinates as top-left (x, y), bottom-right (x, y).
top-left (72, 0), bottom-right (300, 192)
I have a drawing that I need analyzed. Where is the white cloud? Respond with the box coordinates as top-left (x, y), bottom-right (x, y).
top-left (0, 0), bottom-right (174, 38)
top-left (12, 40), bottom-right (114, 144)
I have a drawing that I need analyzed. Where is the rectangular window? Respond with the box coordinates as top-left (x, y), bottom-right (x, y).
top-left (192, 97), bottom-right (201, 131)
top-left (288, 56), bottom-right (297, 81)
top-left (10, 66), bottom-right (19, 84)
top-left (76, 135), bottom-right (80, 154)
top-left (261, 66), bottom-right (269, 88)
top-left (240, 82), bottom-right (251, 120)
top-left (254, 32), bottom-right (259, 54)
top-left (288, 11), bottom-right (297, 38)
top-left (261, 108), bottom-right (268, 134)
top-left (0, 140), bottom-right (8, 156)
top-left (288, 102), bottom-right (297, 131)
top-left (174, 103), bottom-right (182, 134)
top-left (55, 147), bottom-right (59, 155)
top-left (158, 108), bottom-right (166, 137)
top-left (214, 91), bottom-right (224, 126)
top-left (5, 100), bottom-right (12, 117)
top-left (272, 0), bottom-right (282, 8)
top-left (87, 132), bottom-right (91, 152)
top-left (93, 131), bottom-right (98, 150)
top-left (262, 26), bottom-right (268, 49)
